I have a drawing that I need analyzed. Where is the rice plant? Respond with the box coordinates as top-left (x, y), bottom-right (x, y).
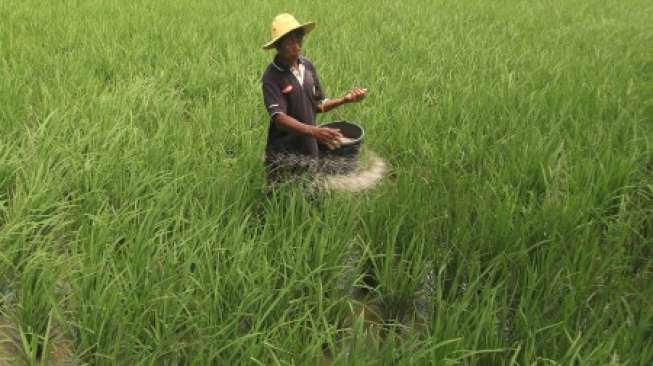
top-left (0, 0), bottom-right (651, 364)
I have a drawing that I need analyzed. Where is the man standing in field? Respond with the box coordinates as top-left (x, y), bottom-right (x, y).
top-left (261, 13), bottom-right (367, 184)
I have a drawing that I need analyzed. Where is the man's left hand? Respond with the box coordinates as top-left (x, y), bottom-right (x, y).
top-left (344, 87), bottom-right (368, 103)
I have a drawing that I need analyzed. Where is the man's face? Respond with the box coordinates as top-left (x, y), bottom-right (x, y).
top-left (276, 30), bottom-right (304, 62)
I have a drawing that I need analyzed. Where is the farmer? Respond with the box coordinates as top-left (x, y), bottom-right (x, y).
top-left (261, 13), bottom-right (367, 183)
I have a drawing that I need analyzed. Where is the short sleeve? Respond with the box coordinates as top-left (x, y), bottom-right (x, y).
top-left (262, 80), bottom-right (287, 120)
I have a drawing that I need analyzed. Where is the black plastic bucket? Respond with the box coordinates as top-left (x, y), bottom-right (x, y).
top-left (318, 120), bottom-right (364, 174)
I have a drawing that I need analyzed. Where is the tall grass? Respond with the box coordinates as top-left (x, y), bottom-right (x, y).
top-left (1, 0), bottom-right (651, 364)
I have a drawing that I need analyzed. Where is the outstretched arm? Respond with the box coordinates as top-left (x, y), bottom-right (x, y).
top-left (318, 87), bottom-right (368, 113)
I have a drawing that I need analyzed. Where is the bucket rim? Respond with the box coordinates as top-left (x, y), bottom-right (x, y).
top-left (319, 120), bottom-right (364, 146)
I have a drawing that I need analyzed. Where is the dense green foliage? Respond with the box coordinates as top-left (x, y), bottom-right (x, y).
top-left (1, 0), bottom-right (651, 364)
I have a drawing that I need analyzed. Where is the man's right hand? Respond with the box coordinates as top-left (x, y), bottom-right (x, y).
top-left (309, 126), bottom-right (344, 150)
top-left (275, 113), bottom-right (343, 149)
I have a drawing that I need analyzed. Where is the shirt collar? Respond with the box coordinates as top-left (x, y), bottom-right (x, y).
top-left (272, 55), bottom-right (304, 72)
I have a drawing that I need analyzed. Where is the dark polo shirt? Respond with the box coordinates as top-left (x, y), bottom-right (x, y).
top-left (261, 55), bottom-right (326, 160)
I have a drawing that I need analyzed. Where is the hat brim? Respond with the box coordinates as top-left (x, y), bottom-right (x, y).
top-left (262, 22), bottom-right (315, 50)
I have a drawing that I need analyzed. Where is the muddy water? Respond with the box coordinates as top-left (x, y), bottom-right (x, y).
top-left (316, 261), bottom-right (435, 364)
top-left (0, 316), bottom-right (17, 366)
top-left (316, 293), bottom-right (432, 365)
top-left (0, 315), bottom-right (74, 366)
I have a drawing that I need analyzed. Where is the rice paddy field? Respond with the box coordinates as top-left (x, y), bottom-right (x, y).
top-left (1, 0), bottom-right (652, 364)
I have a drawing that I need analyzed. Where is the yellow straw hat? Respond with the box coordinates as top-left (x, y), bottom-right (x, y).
top-left (262, 13), bottom-right (315, 50)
